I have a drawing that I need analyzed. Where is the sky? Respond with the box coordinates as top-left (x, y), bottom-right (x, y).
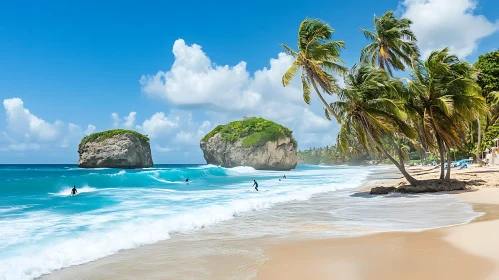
top-left (1, 0), bottom-right (498, 164)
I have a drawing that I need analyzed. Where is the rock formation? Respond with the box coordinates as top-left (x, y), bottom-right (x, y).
top-left (200, 117), bottom-right (298, 170)
top-left (78, 130), bottom-right (153, 168)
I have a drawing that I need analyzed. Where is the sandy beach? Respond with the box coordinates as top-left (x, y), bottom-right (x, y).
top-left (256, 166), bottom-right (499, 280)
top-left (256, 189), bottom-right (499, 280)
top-left (40, 165), bottom-right (499, 280)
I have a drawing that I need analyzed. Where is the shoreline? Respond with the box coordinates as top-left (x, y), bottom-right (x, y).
top-left (39, 166), bottom-right (499, 280)
top-left (255, 189), bottom-right (499, 280)
top-left (255, 166), bottom-right (499, 280)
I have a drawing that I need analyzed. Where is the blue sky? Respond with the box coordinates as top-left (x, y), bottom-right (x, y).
top-left (1, 0), bottom-right (498, 164)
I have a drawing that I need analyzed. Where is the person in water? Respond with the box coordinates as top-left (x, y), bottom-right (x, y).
top-left (253, 180), bottom-right (259, 191)
top-left (71, 186), bottom-right (78, 196)
top-left (283, 175), bottom-right (286, 179)
top-left (185, 178), bottom-right (189, 183)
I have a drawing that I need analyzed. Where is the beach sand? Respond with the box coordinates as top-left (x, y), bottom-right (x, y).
top-left (41, 166), bottom-right (499, 280)
top-left (255, 189), bottom-right (499, 280)
top-left (255, 166), bottom-right (499, 280)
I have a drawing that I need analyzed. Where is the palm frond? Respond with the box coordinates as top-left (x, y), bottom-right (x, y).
top-left (282, 61), bottom-right (300, 87)
top-left (301, 73), bottom-right (311, 104)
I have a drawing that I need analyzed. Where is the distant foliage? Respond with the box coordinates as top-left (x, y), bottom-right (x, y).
top-left (79, 129), bottom-right (149, 149)
top-left (475, 49), bottom-right (499, 97)
top-left (202, 117), bottom-right (296, 148)
top-left (483, 123), bottom-right (499, 149)
top-left (298, 145), bottom-right (369, 165)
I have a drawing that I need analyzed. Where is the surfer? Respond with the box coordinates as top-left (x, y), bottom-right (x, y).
top-left (283, 175), bottom-right (286, 179)
top-left (185, 178), bottom-right (189, 183)
top-left (71, 186), bottom-right (78, 196)
top-left (253, 180), bottom-right (258, 191)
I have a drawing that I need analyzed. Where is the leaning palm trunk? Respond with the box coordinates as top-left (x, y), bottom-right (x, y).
top-left (436, 137), bottom-right (446, 180)
top-left (445, 144), bottom-right (451, 180)
top-left (364, 129), bottom-right (419, 185)
top-left (307, 70), bottom-right (338, 119)
top-left (476, 117), bottom-right (483, 166)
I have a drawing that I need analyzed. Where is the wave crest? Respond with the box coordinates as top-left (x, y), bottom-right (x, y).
top-left (50, 185), bottom-right (98, 196)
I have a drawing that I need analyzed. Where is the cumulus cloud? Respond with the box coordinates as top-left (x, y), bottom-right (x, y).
top-left (111, 112), bottom-right (136, 128)
top-left (400, 0), bottom-right (499, 58)
top-left (1, 98), bottom-right (94, 152)
top-left (135, 112), bottom-right (179, 138)
top-left (3, 98), bottom-right (63, 141)
top-left (85, 124), bottom-right (96, 135)
top-left (140, 39), bottom-right (261, 111)
top-left (140, 40), bottom-right (305, 112)
top-left (140, 39), bottom-right (338, 150)
top-left (124, 112), bottom-right (136, 128)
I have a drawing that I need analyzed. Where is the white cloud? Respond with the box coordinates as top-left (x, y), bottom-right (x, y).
top-left (3, 98), bottom-right (62, 141)
top-left (156, 145), bottom-right (173, 153)
top-left (136, 112), bottom-right (179, 138)
top-left (7, 143), bottom-right (40, 151)
top-left (140, 39), bottom-right (261, 111)
top-left (1, 98), bottom-right (94, 152)
top-left (85, 124), bottom-right (96, 135)
top-left (124, 112), bottom-right (136, 128)
top-left (400, 0), bottom-right (499, 58)
top-left (140, 39), bottom-right (338, 150)
top-left (111, 113), bottom-right (120, 127)
top-left (111, 112), bottom-right (136, 128)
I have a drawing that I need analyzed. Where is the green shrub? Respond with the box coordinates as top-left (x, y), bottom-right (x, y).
top-left (79, 129), bottom-right (149, 149)
top-left (201, 125), bottom-right (224, 141)
top-left (202, 117), bottom-right (296, 148)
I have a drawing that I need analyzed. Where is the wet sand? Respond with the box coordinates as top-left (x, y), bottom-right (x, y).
top-left (255, 189), bottom-right (499, 280)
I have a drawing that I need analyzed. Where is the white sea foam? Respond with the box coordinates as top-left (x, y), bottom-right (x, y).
top-left (109, 170), bottom-right (126, 176)
top-left (148, 175), bottom-right (185, 184)
top-left (49, 185), bottom-right (98, 196)
top-left (0, 166), bottom-right (480, 280)
top-left (189, 164), bottom-right (219, 169)
top-left (0, 205), bottom-right (31, 214)
top-left (224, 166), bottom-right (257, 175)
top-left (0, 182), bottom-right (352, 279)
top-left (1, 169), bottom-right (366, 279)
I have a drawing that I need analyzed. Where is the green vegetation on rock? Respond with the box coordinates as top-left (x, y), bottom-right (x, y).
top-left (79, 129), bottom-right (149, 149)
top-left (202, 117), bottom-right (297, 148)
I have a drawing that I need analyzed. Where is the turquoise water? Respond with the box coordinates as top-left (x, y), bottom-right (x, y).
top-left (0, 164), bottom-right (481, 280)
top-left (0, 164), bottom-right (372, 279)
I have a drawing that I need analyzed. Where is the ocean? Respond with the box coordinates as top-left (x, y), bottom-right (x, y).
top-left (0, 164), bottom-right (481, 280)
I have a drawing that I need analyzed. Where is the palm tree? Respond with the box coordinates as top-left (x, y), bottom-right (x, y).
top-left (281, 18), bottom-right (348, 120)
top-left (360, 11), bottom-right (419, 76)
top-left (331, 64), bottom-right (419, 185)
top-left (476, 116), bottom-right (483, 166)
top-left (405, 48), bottom-right (488, 179)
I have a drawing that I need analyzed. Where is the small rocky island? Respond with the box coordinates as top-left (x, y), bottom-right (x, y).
top-left (200, 117), bottom-right (298, 170)
top-left (78, 129), bottom-right (153, 168)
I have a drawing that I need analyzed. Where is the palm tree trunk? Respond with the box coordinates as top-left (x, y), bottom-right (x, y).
top-left (436, 136), bottom-right (445, 180)
top-left (445, 144), bottom-right (451, 180)
top-left (476, 116), bottom-right (483, 166)
top-left (364, 129), bottom-right (419, 185)
top-left (307, 71), bottom-right (339, 120)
